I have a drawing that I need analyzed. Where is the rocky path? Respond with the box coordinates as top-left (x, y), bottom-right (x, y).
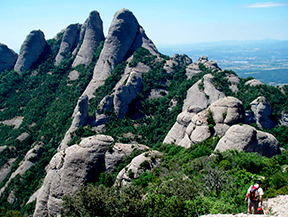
top-left (201, 195), bottom-right (288, 217)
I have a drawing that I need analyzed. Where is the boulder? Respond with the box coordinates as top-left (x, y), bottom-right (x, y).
top-left (33, 135), bottom-right (114, 217)
top-left (0, 43), bottom-right (18, 72)
top-left (14, 30), bottom-right (48, 73)
top-left (55, 24), bottom-right (80, 66)
top-left (105, 143), bottom-right (149, 172)
top-left (115, 150), bottom-right (162, 186)
top-left (245, 79), bottom-right (264, 87)
top-left (93, 9), bottom-right (140, 81)
top-left (209, 96), bottom-right (245, 125)
top-left (214, 124), bottom-right (281, 157)
top-left (183, 74), bottom-right (225, 111)
top-left (72, 11), bottom-right (104, 67)
top-left (250, 96), bottom-right (276, 129)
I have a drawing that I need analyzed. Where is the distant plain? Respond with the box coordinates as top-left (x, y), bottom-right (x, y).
top-left (158, 39), bottom-right (288, 86)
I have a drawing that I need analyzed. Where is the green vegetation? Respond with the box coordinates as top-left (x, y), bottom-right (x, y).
top-left (61, 140), bottom-right (288, 216)
top-left (0, 40), bottom-right (104, 215)
top-left (1, 42), bottom-right (288, 216)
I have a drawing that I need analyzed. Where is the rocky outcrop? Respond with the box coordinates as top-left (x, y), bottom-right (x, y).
top-left (183, 74), bottom-right (225, 111)
top-left (105, 143), bottom-right (149, 172)
top-left (0, 116), bottom-right (24, 129)
top-left (33, 135), bottom-right (114, 217)
top-left (164, 54), bottom-right (192, 73)
top-left (250, 96), bottom-right (276, 129)
top-left (245, 79), bottom-right (264, 86)
top-left (55, 24), bottom-right (80, 66)
top-left (93, 9), bottom-right (140, 81)
top-left (90, 95), bottom-right (113, 132)
top-left (226, 73), bottom-right (240, 92)
top-left (130, 27), bottom-right (159, 56)
top-left (115, 150), bottom-right (162, 186)
top-left (72, 11), bottom-right (104, 67)
top-left (113, 71), bottom-right (143, 118)
top-left (14, 30), bottom-right (48, 73)
top-left (0, 158), bottom-right (17, 183)
top-left (163, 106), bottom-right (203, 146)
top-left (186, 63), bottom-right (202, 79)
top-left (214, 124), bottom-right (281, 158)
top-left (0, 43), bottom-right (18, 72)
top-left (280, 111), bottom-right (288, 127)
top-left (164, 97), bottom-right (245, 148)
top-left (58, 95), bottom-right (89, 150)
top-left (0, 142), bottom-right (44, 195)
top-left (197, 55), bottom-right (220, 70)
top-left (59, 8), bottom-right (159, 147)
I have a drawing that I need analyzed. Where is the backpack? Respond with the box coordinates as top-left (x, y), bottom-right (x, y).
top-left (249, 185), bottom-right (259, 201)
top-left (257, 206), bottom-right (264, 214)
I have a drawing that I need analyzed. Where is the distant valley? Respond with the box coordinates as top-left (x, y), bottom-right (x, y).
top-left (158, 39), bottom-right (288, 85)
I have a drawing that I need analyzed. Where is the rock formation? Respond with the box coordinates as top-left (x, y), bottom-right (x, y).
top-left (164, 54), bottom-right (192, 74)
top-left (197, 55), bottom-right (220, 70)
top-left (280, 111), bottom-right (288, 127)
top-left (0, 43), bottom-right (18, 73)
top-left (250, 96), bottom-right (276, 129)
top-left (113, 71), bottom-right (143, 118)
top-left (105, 143), bottom-right (149, 172)
top-left (186, 63), bottom-right (202, 79)
top-left (14, 30), bottom-right (48, 73)
top-left (55, 24), bottom-right (80, 66)
top-left (0, 142), bottom-right (44, 195)
top-left (165, 97), bottom-right (245, 148)
top-left (72, 11), bottom-right (104, 67)
top-left (226, 73), bottom-right (240, 92)
top-left (62, 8), bottom-right (159, 146)
top-left (245, 79), bottom-right (264, 86)
top-left (214, 124), bottom-right (281, 158)
top-left (183, 74), bottom-right (225, 111)
top-left (90, 95), bottom-right (113, 131)
top-left (92, 9), bottom-right (140, 81)
top-left (115, 150), bottom-right (162, 186)
top-left (33, 135), bottom-right (114, 217)
top-left (58, 95), bottom-right (89, 150)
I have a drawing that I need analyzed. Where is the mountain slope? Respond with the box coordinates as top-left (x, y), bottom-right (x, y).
top-left (0, 8), bottom-right (287, 217)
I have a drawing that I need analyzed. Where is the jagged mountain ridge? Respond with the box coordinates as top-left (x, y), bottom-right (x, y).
top-left (0, 8), bottom-right (287, 216)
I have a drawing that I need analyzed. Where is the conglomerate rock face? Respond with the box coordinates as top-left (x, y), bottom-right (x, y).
top-left (14, 30), bottom-right (48, 73)
top-left (33, 135), bottom-right (114, 217)
top-left (250, 96), bottom-right (276, 129)
top-left (55, 24), bottom-right (80, 66)
top-left (92, 8), bottom-right (140, 81)
top-left (72, 10), bottom-right (104, 67)
top-left (0, 43), bottom-right (18, 73)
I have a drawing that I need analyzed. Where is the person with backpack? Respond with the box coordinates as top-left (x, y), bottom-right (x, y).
top-left (245, 180), bottom-right (264, 214)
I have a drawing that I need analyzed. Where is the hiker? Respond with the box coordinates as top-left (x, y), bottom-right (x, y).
top-left (245, 180), bottom-right (264, 214)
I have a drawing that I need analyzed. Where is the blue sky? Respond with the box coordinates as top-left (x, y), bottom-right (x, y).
top-left (0, 0), bottom-right (288, 51)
